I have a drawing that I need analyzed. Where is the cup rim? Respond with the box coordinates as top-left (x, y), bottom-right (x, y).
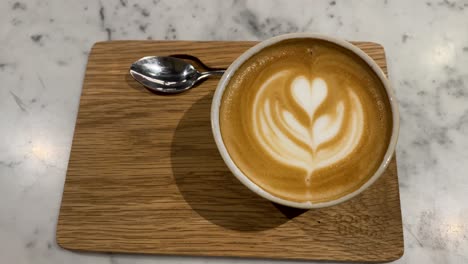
top-left (211, 33), bottom-right (400, 209)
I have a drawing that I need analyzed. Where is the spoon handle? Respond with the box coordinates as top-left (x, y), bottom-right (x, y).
top-left (198, 70), bottom-right (226, 80)
top-left (204, 70), bottom-right (225, 76)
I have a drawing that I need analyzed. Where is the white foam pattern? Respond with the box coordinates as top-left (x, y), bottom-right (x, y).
top-left (252, 74), bottom-right (364, 184)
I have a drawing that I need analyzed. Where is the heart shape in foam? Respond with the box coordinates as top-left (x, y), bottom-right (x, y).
top-left (291, 77), bottom-right (328, 119)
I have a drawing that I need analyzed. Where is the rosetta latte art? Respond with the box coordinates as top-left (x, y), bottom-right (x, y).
top-left (252, 73), bottom-right (364, 184)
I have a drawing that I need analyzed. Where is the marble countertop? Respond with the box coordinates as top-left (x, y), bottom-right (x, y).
top-left (1, 0), bottom-right (467, 263)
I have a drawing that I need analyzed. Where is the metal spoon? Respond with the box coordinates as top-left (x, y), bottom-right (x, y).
top-left (129, 56), bottom-right (225, 94)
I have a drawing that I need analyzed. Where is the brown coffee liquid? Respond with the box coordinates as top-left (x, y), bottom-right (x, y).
top-left (220, 39), bottom-right (393, 203)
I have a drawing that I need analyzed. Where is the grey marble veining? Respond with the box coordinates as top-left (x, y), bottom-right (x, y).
top-left (1, 0), bottom-right (468, 263)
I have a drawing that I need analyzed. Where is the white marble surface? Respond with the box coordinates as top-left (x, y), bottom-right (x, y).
top-left (1, 0), bottom-right (468, 263)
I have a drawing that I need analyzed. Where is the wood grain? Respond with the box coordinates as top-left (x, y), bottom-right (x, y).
top-left (57, 41), bottom-right (403, 262)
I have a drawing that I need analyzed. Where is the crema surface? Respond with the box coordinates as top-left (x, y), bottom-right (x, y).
top-left (220, 39), bottom-right (393, 203)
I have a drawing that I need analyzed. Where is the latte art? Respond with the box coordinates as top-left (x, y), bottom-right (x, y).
top-left (220, 39), bottom-right (393, 203)
top-left (253, 75), bottom-right (364, 184)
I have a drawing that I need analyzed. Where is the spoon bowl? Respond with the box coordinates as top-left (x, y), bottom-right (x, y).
top-left (130, 56), bottom-right (225, 94)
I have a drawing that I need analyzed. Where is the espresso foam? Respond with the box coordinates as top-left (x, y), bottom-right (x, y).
top-left (220, 39), bottom-right (393, 203)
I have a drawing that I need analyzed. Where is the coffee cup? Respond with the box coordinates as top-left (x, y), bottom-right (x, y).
top-left (211, 33), bottom-right (399, 209)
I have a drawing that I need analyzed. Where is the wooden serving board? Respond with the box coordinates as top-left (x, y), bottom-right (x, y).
top-left (57, 41), bottom-right (403, 262)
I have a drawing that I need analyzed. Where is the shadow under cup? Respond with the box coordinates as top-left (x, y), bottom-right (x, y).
top-left (210, 33), bottom-right (400, 209)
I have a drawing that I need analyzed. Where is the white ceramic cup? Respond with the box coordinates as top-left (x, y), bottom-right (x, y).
top-left (211, 33), bottom-right (399, 209)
